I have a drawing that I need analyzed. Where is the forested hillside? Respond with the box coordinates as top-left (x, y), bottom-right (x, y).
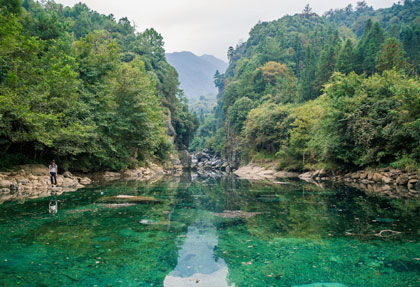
top-left (0, 0), bottom-right (197, 171)
top-left (197, 0), bottom-right (420, 172)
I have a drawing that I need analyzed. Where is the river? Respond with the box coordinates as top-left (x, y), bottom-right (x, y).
top-left (0, 174), bottom-right (418, 286)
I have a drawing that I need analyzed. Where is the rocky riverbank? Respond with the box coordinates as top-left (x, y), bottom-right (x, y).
top-left (300, 168), bottom-right (419, 189)
top-left (234, 164), bottom-right (299, 181)
top-left (233, 163), bottom-right (419, 198)
top-left (0, 163), bottom-right (179, 203)
top-left (300, 168), bottom-right (419, 198)
top-left (0, 165), bottom-right (91, 203)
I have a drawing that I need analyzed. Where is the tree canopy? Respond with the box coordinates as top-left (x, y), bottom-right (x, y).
top-left (0, 0), bottom-right (197, 170)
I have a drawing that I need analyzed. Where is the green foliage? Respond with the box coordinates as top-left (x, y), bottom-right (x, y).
top-left (204, 1), bottom-right (420, 171)
top-left (376, 37), bottom-right (408, 73)
top-left (355, 21), bottom-right (385, 74)
top-left (313, 71), bottom-right (420, 168)
top-left (227, 97), bottom-right (255, 133)
top-left (243, 103), bottom-right (292, 154)
top-left (0, 0), bottom-right (196, 170)
top-left (336, 39), bottom-right (355, 74)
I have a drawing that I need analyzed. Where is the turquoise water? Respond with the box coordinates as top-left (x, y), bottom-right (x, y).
top-left (0, 175), bottom-right (418, 286)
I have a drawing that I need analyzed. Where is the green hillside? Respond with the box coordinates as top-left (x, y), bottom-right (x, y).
top-left (195, 0), bottom-right (420, 172)
top-left (0, 0), bottom-right (197, 171)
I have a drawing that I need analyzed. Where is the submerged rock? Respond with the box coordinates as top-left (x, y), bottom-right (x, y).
top-left (98, 195), bottom-right (162, 203)
top-left (99, 203), bottom-right (136, 208)
top-left (292, 283), bottom-right (347, 287)
top-left (212, 210), bottom-right (262, 218)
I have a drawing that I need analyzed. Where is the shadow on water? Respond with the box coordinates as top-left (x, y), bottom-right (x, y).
top-left (0, 173), bottom-right (418, 286)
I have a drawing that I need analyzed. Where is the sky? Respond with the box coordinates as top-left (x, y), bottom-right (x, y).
top-left (55, 0), bottom-right (399, 61)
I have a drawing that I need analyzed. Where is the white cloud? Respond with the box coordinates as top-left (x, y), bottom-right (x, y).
top-left (55, 0), bottom-right (399, 60)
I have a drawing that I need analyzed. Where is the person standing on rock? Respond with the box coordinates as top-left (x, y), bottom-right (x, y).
top-left (49, 160), bottom-right (58, 185)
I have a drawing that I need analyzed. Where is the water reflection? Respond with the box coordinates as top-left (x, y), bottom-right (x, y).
top-left (0, 176), bottom-right (418, 287)
top-left (164, 214), bottom-right (231, 287)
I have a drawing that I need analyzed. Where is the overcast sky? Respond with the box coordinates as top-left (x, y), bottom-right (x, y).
top-left (55, 0), bottom-right (399, 60)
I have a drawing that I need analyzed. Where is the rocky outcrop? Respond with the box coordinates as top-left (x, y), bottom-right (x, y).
top-left (299, 168), bottom-right (419, 198)
top-left (91, 163), bottom-right (169, 182)
top-left (190, 150), bottom-right (231, 174)
top-left (234, 164), bottom-right (299, 181)
top-left (0, 165), bottom-right (91, 203)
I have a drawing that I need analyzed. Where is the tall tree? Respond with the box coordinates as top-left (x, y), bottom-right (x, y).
top-left (355, 21), bottom-right (385, 74)
top-left (376, 37), bottom-right (408, 72)
top-left (314, 45), bottom-right (337, 94)
top-left (336, 39), bottom-right (355, 74)
top-left (0, 0), bottom-right (22, 15)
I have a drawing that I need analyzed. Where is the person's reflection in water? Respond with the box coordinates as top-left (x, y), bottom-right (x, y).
top-left (49, 199), bottom-right (58, 214)
top-left (49, 190), bottom-right (58, 214)
top-left (164, 215), bottom-right (232, 287)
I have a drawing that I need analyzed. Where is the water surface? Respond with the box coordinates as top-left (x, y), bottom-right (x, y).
top-left (0, 175), bottom-right (418, 286)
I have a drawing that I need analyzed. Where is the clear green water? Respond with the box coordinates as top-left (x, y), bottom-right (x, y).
top-left (0, 175), bottom-right (419, 287)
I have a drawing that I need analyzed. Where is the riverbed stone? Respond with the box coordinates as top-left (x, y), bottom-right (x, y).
top-left (79, 177), bottom-right (92, 185)
top-left (62, 178), bottom-right (77, 187)
top-left (396, 175), bottom-right (409, 185)
top-left (63, 171), bottom-right (72, 178)
top-left (0, 180), bottom-right (14, 188)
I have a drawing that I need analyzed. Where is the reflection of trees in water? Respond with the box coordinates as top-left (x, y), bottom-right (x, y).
top-left (212, 180), bottom-right (419, 287)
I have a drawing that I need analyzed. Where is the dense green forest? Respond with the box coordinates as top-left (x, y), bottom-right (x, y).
top-left (0, 0), bottom-right (197, 171)
top-left (195, 0), bottom-right (420, 172)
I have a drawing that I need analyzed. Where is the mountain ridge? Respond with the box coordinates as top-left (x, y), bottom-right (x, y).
top-left (166, 51), bottom-right (227, 100)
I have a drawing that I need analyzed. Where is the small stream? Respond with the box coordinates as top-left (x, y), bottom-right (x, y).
top-left (0, 175), bottom-right (418, 286)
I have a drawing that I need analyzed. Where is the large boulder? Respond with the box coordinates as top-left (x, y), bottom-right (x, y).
top-left (63, 171), bottom-right (73, 178)
top-left (62, 177), bottom-right (77, 187)
top-left (79, 177), bottom-right (92, 185)
top-left (0, 180), bottom-right (14, 188)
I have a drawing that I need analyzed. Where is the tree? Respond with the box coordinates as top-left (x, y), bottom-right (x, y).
top-left (314, 45), bottom-right (337, 94)
top-left (214, 70), bottom-right (224, 93)
top-left (376, 37), bottom-right (408, 72)
top-left (298, 46), bottom-right (318, 101)
top-left (303, 4), bottom-right (313, 15)
top-left (336, 39), bottom-right (355, 74)
top-left (356, 1), bottom-right (370, 12)
top-left (227, 97), bottom-right (255, 133)
top-left (227, 46), bottom-right (234, 62)
top-left (355, 21), bottom-right (385, 74)
top-left (0, 0), bottom-right (22, 15)
top-left (400, 25), bottom-right (420, 74)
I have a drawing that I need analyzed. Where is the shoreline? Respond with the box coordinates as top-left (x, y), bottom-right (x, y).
top-left (0, 163), bottom-right (182, 203)
top-left (234, 164), bottom-right (419, 198)
top-left (1, 162), bottom-right (418, 203)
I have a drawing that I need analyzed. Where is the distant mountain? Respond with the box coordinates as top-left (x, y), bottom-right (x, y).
top-left (166, 51), bottom-right (227, 100)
